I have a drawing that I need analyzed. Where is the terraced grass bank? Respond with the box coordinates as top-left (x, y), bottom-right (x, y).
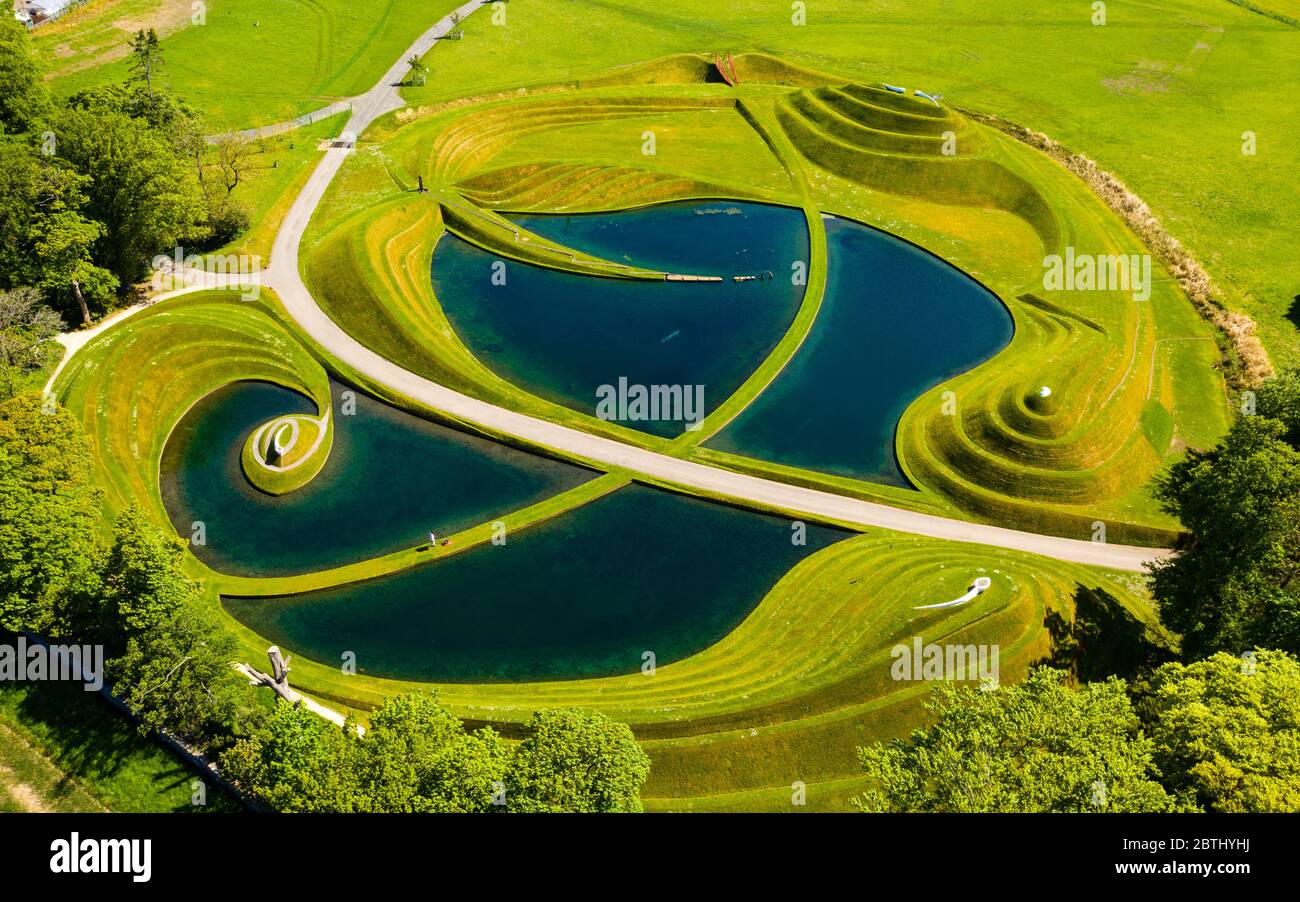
top-left (51, 291), bottom-right (332, 526)
top-left (40, 19), bottom-right (1248, 811)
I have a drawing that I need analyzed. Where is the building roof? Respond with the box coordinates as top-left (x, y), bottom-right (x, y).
top-left (27, 0), bottom-right (73, 14)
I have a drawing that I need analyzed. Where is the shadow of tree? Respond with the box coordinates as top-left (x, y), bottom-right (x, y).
top-left (1286, 295), bottom-right (1300, 333)
top-left (1039, 584), bottom-right (1173, 683)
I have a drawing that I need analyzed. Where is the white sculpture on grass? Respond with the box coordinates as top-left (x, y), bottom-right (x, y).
top-left (914, 576), bottom-right (992, 610)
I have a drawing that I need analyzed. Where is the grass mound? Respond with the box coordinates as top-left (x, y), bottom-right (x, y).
top-left (777, 83), bottom-right (1059, 248)
top-left (240, 411), bottom-right (334, 496)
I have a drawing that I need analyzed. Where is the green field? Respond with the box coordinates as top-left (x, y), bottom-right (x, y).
top-left (35, 0), bottom-right (463, 129)
top-left (0, 677), bottom-right (239, 812)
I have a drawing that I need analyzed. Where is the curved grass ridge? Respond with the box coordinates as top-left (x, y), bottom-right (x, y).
top-left (222, 531), bottom-right (1166, 809)
top-left (51, 292), bottom-right (332, 523)
top-left (438, 193), bottom-right (670, 279)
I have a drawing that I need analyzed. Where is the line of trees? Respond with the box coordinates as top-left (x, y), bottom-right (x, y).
top-left (855, 370), bottom-right (1300, 813)
top-left (223, 698), bottom-right (650, 813)
top-left (0, 392), bottom-right (651, 811)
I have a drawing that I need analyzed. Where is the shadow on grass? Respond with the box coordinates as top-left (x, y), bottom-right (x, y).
top-left (1285, 294), bottom-right (1300, 333)
top-left (1039, 584), bottom-right (1173, 684)
top-left (0, 645), bottom-right (239, 812)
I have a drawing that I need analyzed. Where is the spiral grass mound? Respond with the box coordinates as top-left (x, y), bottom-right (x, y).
top-left (51, 291), bottom-right (332, 521)
top-left (241, 411), bottom-right (334, 496)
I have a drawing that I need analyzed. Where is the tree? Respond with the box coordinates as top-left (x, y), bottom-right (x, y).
top-left (52, 106), bottom-right (209, 286)
top-left (127, 29), bottom-right (163, 98)
top-left (223, 695), bottom-right (650, 813)
top-left (853, 668), bottom-right (1181, 812)
top-left (357, 692), bottom-right (508, 813)
top-left (1254, 368), bottom-right (1300, 448)
top-left (208, 134), bottom-right (257, 195)
top-left (0, 143), bottom-right (116, 323)
top-left (224, 692), bottom-right (506, 813)
top-left (66, 82), bottom-right (204, 160)
top-left (98, 506), bottom-right (196, 654)
top-left (1150, 415), bottom-right (1300, 657)
top-left (0, 15), bottom-right (51, 135)
top-left (0, 288), bottom-right (63, 399)
top-left (109, 578), bottom-right (260, 750)
top-left (1141, 650), bottom-right (1300, 813)
top-left (102, 511), bottom-right (261, 750)
top-left (508, 708), bottom-right (651, 812)
top-left (405, 55), bottom-right (428, 86)
top-left (220, 703), bottom-right (365, 812)
top-left (0, 393), bottom-right (102, 636)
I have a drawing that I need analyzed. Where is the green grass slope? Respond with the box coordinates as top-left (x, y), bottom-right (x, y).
top-left (0, 675), bottom-right (239, 812)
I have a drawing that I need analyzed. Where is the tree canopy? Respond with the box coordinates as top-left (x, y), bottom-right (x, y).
top-left (854, 667), bottom-right (1180, 812)
top-left (222, 694), bottom-right (651, 813)
top-left (0, 16), bottom-right (50, 135)
top-left (1151, 406), bottom-right (1300, 658)
top-left (0, 288), bottom-right (64, 399)
top-left (0, 392), bottom-right (101, 636)
top-left (0, 17), bottom-right (234, 324)
top-left (1142, 649), bottom-right (1300, 813)
top-left (508, 708), bottom-right (651, 813)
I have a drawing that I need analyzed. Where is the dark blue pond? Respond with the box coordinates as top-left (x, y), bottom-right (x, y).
top-left (705, 216), bottom-right (1013, 484)
top-left (222, 485), bottom-right (849, 682)
top-left (160, 381), bottom-right (592, 577)
top-left (431, 201), bottom-right (810, 437)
